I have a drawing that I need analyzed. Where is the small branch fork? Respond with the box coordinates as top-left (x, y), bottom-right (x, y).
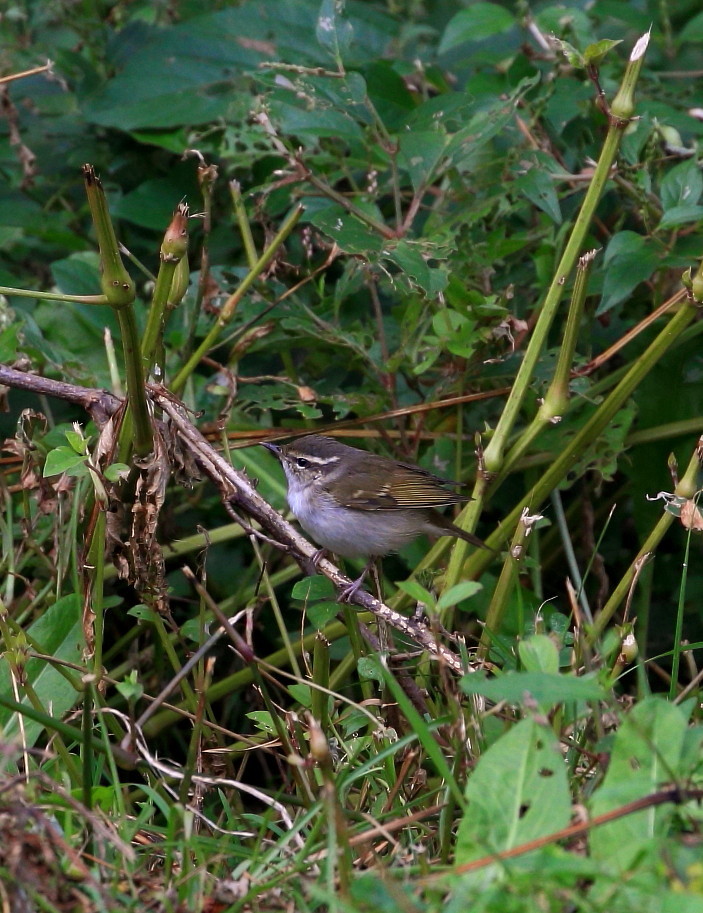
top-left (0, 365), bottom-right (469, 674)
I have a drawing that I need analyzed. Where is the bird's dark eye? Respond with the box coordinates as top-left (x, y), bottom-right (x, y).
top-left (295, 457), bottom-right (310, 468)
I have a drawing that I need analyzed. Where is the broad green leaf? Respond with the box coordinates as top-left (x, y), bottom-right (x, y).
top-left (43, 446), bottom-right (88, 477)
top-left (112, 177), bottom-right (195, 232)
top-left (51, 252), bottom-right (101, 296)
top-left (395, 579), bottom-right (435, 606)
top-left (589, 697), bottom-right (691, 870)
top-left (598, 231), bottom-right (660, 315)
top-left (658, 205), bottom-right (703, 229)
top-left (660, 158), bottom-right (703, 211)
top-left (680, 11), bottom-right (703, 43)
top-left (518, 634), bottom-right (559, 674)
top-left (583, 38), bottom-right (623, 65)
top-left (0, 594), bottom-right (84, 748)
top-left (307, 601), bottom-right (340, 629)
top-left (398, 130), bottom-right (449, 192)
top-left (514, 167), bottom-right (562, 224)
top-left (288, 683), bottom-right (313, 707)
top-left (436, 581), bottom-right (482, 612)
top-left (291, 576), bottom-right (337, 601)
top-left (308, 203), bottom-right (385, 255)
top-left (64, 430), bottom-right (87, 454)
top-left (455, 717), bottom-right (571, 864)
top-left (460, 670), bottom-right (606, 708)
top-left (439, 3), bottom-right (516, 54)
top-left (316, 0), bottom-right (354, 64)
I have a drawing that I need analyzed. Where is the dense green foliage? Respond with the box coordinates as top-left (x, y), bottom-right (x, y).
top-left (2, 0), bottom-right (703, 910)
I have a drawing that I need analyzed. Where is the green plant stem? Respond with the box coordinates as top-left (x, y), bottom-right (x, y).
top-left (483, 38), bottom-right (649, 477)
top-left (83, 164), bottom-right (152, 457)
top-left (396, 293), bottom-right (698, 614)
top-left (230, 180), bottom-right (258, 268)
top-left (115, 304), bottom-right (153, 457)
top-left (0, 286), bottom-right (108, 304)
top-left (91, 508), bottom-right (106, 676)
top-left (591, 436), bottom-right (701, 641)
top-left (476, 510), bottom-right (530, 661)
top-left (170, 205), bottom-right (304, 395)
top-left (141, 205), bottom-right (189, 376)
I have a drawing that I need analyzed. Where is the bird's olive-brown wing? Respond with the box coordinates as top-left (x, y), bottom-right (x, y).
top-left (328, 457), bottom-right (469, 511)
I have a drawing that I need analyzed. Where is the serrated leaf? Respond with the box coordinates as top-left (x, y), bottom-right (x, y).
top-left (0, 594), bottom-right (84, 748)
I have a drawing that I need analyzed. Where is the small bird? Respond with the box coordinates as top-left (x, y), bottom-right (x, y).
top-left (262, 434), bottom-right (486, 596)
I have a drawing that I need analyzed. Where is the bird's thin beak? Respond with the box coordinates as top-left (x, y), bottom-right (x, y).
top-left (261, 441), bottom-right (282, 458)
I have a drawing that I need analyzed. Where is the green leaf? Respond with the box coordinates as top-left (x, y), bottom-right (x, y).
top-left (43, 446), bottom-right (88, 477)
top-left (680, 11), bottom-right (703, 43)
top-left (291, 575), bottom-right (337, 601)
top-left (589, 698), bottom-right (690, 870)
top-left (436, 581), bottom-right (482, 612)
top-left (316, 0), bottom-right (354, 64)
top-left (0, 594), bottom-right (84, 748)
top-left (439, 3), bottom-right (516, 54)
top-left (514, 167), bottom-right (562, 224)
top-left (288, 683), bottom-right (312, 707)
top-left (104, 463), bottom-right (130, 483)
top-left (307, 601), bottom-right (340, 629)
top-left (395, 579), bottom-right (436, 606)
top-left (582, 39), bottom-right (623, 65)
top-left (383, 239), bottom-right (449, 296)
top-left (460, 670), bottom-right (606, 708)
top-left (455, 717), bottom-right (571, 864)
top-left (598, 231), bottom-right (660, 315)
top-left (658, 205), bottom-right (703, 229)
top-left (127, 604), bottom-right (159, 621)
top-left (660, 158), bottom-right (703, 211)
top-left (357, 655), bottom-right (385, 683)
top-left (307, 202), bottom-right (385, 255)
top-left (64, 429), bottom-right (87, 454)
top-left (397, 130), bottom-right (449, 192)
top-left (518, 634), bottom-right (560, 674)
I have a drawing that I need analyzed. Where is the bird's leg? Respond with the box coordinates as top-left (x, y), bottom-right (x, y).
top-left (337, 556), bottom-right (376, 603)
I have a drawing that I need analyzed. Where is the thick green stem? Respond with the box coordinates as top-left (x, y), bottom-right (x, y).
top-left (483, 33), bottom-right (650, 476)
top-left (472, 296), bottom-right (698, 577)
top-left (83, 164), bottom-right (152, 457)
top-left (141, 204), bottom-right (189, 377)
